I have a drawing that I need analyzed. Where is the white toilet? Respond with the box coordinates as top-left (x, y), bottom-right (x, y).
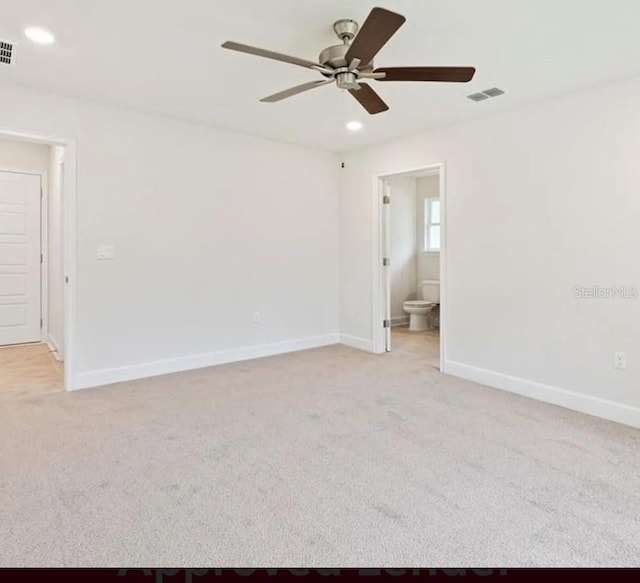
top-left (403, 280), bottom-right (440, 332)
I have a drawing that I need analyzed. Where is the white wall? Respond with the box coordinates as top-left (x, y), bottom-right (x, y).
top-left (48, 145), bottom-right (65, 358)
top-left (416, 175), bottom-right (440, 283)
top-left (340, 74), bottom-right (640, 427)
top-left (386, 176), bottom-right (417, 321)
top-left (0, 137), bottom-right (50, 174)
top-left (0, 83), bottom-right (340, 389)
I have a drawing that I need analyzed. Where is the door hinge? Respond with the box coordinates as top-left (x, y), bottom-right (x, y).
top-left (383, 257), bottom-right (391, 267)
top-left (40, 318), bottom-right (43, 329)
top-left (383, 320), bottom-right (391, 329)
top-left (383, 195), bottom-right (391, 205)
top-left (40, 253), bottom-right (43, 264)
top-left (40, 188), bottom-right (43, 199)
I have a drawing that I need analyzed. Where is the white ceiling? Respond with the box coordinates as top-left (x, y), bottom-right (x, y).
top-left (1, 0), bottom-right (640, 151)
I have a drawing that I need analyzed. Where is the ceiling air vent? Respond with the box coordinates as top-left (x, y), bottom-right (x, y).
top-left (483, 87), bottom-right (505, 98)
top-left (0, 40), bottom-right (14, 65)
top-left (467, 92), bottom-right (489, 102)
top-left (467, 87), bottom-right (506, 102)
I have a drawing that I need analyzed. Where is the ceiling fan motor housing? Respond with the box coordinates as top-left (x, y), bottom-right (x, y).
top-left (321, 19), bottom-right (366, 68)
top-left (319, 44), bottom-right (349, 70)
top-left (319, 19), bottom-right (374, 88)
top-left (319, 42), bottom-right (374, 89)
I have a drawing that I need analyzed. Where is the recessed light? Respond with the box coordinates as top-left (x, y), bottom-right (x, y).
top-left (24, 27), bottom-right (55, 45)
top-left (346, 120), bottom-right (363, 132)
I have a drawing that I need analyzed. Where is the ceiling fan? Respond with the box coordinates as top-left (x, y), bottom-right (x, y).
top-left (221, 7), bottom-right (476, 115)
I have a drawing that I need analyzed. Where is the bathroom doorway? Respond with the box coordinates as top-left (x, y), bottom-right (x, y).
top-left (374, 164), bottom-right (445, 371)
top-left (0, 131), bottom-right (75, 392)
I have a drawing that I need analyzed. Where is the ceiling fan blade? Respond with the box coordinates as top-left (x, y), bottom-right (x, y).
top-left (348, 83), bottom-right (389, 115)
top-left (345, 8), bottom-right (406, 67)
top-left (374, 67), bottom-right (476, 83)
top-left (222, 41), bottom-right (325, 71)
top-left (260, 79), bottom-right (333, 103)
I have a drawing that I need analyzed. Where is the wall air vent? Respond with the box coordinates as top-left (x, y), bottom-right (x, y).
top-left (467, 92), bottom-right (489, 102)
top-left (0, 40), bottom-right (14, 65)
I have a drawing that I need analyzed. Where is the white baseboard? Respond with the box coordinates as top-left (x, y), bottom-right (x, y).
top-left (445, 360), bottom-right (640, 430)
top-left (391, 316), bottom-right (410, 327)
top-left (74, 333), bottom-right (340, 391)
top-left (46, 334), bottom-right (63, 361)
top-left (340, 334), bottom-right (375, 353)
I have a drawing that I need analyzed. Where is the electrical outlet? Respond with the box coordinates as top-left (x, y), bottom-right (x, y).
top-left (97, 245), bottom-right (115, 260)
top-left (614, 351), bottom-right (627, 370)
top-left (253, 312), bottom-right (262, 323)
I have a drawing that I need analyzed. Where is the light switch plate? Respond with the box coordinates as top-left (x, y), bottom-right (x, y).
top-left (98, 245), bottom-right (115, 260)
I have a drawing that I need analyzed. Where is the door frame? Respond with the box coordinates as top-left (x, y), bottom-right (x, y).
top-left (0, 129), bottom-right (78, 391)
top-left (372, 162), bottom-right (447, 372)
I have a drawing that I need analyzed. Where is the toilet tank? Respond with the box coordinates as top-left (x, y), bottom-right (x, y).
top-left (420, 280), bottom-right (440, 303)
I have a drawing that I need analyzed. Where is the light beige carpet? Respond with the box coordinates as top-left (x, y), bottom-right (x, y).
top-left (1, 343), bottom-right (640, 567)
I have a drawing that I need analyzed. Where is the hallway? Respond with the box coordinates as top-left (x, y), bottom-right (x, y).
top-left (0, 344), bottom-right (63, 394)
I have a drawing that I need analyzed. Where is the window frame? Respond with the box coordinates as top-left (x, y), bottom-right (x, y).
top-left (424, 197), bottom-right (441, 253)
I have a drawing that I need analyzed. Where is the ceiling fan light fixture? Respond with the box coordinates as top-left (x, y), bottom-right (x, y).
top-left (336, 72), bottom-right (359, 90)
top-left (346, 120), bottom-right (363, 132)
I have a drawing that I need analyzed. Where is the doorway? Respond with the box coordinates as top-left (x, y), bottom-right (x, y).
top-left (0, 135), bottom-right (68, 392)
top-left (373, 164), bottom-right (446, 371)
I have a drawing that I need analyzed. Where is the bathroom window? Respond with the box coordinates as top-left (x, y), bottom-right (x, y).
top-left (424, 198), bottom-right (441, 253)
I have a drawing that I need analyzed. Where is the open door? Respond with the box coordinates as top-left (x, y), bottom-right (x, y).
top-left (0, 171), bottom-right (42, 347)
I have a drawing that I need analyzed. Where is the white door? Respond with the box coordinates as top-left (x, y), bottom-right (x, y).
top-left (0, 172), bottom-right (42, 346)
